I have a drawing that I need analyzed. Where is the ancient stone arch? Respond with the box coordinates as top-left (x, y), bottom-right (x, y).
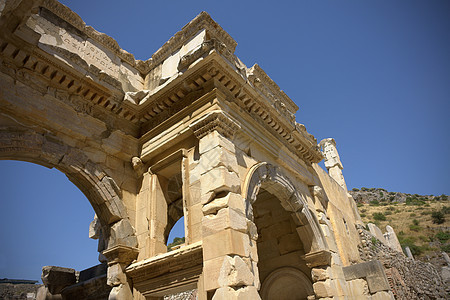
top-left (243, 162), bottom-right (328, 254)
top-left (0, 128), bottom-right (137, 249)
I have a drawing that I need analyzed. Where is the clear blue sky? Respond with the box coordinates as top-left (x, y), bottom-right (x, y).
top-left (1, 0), bottom-right (449, 281)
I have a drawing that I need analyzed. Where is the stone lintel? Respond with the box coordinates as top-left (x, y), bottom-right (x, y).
top-left (342, 260), bottom-right (390, 294)
top-left (302, 250), bottom-right (333, 268)
top-left (149, 149), bottom-right (187, 174)
top-left (126, 242), bottom-right (203, 297)
top-left (102, 245), bottom-right (139, 265)
top-left (189, 110), bottom-right (241, 140)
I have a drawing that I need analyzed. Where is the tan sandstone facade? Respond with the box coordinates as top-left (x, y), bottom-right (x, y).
top-left (0, 1), bottom-right (398, 299)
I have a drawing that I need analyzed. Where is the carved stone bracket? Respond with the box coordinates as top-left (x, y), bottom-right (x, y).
top-left (102, 245), bottom-right (139, 266)
top-left (189, 110), bottom-right (240, 140)
top-left (302, 250), bottom-right (332, 268)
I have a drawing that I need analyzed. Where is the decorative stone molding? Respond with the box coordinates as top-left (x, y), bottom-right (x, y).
top-left (0, 36), bottom-right (139, 126)
top-left (319, 138), bottom-right (342, 169)
top-left (319, 138), bottom-right (348, 190)
top-left (189, 110), bottom-right (240, 140)
top-left (126, 242), bottom-right (203, 297)
top-left (248, 64), bottom-right (298, 119)
top-left (178, 38), bottom-right (233, 71)
top-left (102, 245), bottom-right (139, 266)
top-left (40, 0), bottom-right (146, 72)
top-left (149, 11), bottom-right (237, 69)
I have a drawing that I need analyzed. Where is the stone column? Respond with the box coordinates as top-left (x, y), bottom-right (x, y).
top-left (190, 111), bottom-right (260, 299)
top-left (103, 245), bottom-right (139, 300)
top-left (319, 138), bottom-right (348, 191)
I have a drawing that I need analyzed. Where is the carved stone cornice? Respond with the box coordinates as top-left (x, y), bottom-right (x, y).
top-left (149, 12), bottom-right (237, 71)
top-left (189, 110), bottom-right (241, 140)
top-left (0, 35), bottom-right (140, 130)
top-left (126, 242), bottom-right (203, 297)
top-left (248, 64), bottom-right (299, 116)
top-left (39, 0), bottom-right (150, 73)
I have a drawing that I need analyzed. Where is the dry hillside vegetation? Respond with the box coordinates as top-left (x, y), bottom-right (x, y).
top-left (350, 188), bottom-right (449, 259)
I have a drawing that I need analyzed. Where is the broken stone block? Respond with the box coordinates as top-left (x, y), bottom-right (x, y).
top-left (200, 166), bottom-right (240, 196)
top-left (202, 207), bottom-right (247, 237)
top-left (212, 286), bottom-right (261, 300)
top-left (41, 266), bottom-right (76, 295)
top-left (107, 263), bottom-right (127, 286)
top-left (108, 282), bottom-right (133, 300)
top-left (202, 192), bottom-right (245, 215)
top-left (218, 255), bottom-right (254, 287)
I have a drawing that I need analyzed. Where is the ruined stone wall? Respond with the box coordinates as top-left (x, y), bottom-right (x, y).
top-left (357, 225), bottom-right (448, 299)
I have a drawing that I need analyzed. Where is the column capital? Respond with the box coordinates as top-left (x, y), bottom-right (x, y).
top-left (189, 110), bottom-right (240, 140)
top-left (103, 245), bottom-right (139, 265)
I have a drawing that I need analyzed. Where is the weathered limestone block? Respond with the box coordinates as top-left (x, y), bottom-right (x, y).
top-left (198, 130), bottom-right (236, 154)
top-left (342, 260), bottom-right (390, 294)
top-left (202, 192), bottom-right (245, 215)
top-left (320, 223), bottom-right (338, 252)
top-left (313, 279), bottom-right (335, 298)
top-left (108, 282), bottom-right (133, 300)
top-left (346, 278), bottom-right (369, 297)
top-left (370, 291), bottom-right (395, 300)
top-left (107, 263), bottom-right (127, 286)
top-left (41, 266), bottom-right (76, 295)
top-left (367, 223), bottom-right (387, 245)
top-left (108, 219), bottom-right (138, 248)
top-left (196, 145), bottom-right (240, 175)
top-left (212, 286), bottom-right (260, 300)
top-left (311, 267), bottom-right (329, 282)
top-left (200, 166), bottom-right (240, 198)
top-left (383, 225), bottom-right (402, 253)
top-left (246, 220), bottom-right (258, 241)
top-left (203, 229), bottom-right (250, 261)
top-left (202, 207), bottom-right (247, 237)
top-left (89, 214), bottom-right (101, 239)
top-left (218, 255), bottom-right (254, 287)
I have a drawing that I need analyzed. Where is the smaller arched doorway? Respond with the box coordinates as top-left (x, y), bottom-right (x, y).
top-left (244, 162), bottom-right (329, 300)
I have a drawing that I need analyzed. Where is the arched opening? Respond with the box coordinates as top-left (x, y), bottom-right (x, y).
top-left (253, 188), bottom-right (313, 300)
top-left (164, 173), bottom-right (185, 248)
top-left (244, 162), bottom-right (331, 300)
top-left (0, 129), bottom-right (137, 298)
top-left (0, 160), bottom-right (99, 282)
top-left (167, 217), bottom-right (185, 251)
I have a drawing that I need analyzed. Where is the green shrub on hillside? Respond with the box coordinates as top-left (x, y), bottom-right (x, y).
top-left (435, 231), bottom-right (450, 242)
top-left (373, 212), bottom-right (386, 221)
top-left (432, 211), bottom-right (445, 224)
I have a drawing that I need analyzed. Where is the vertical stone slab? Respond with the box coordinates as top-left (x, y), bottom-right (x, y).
top-left (148, 173), bottom-right (168, 256)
